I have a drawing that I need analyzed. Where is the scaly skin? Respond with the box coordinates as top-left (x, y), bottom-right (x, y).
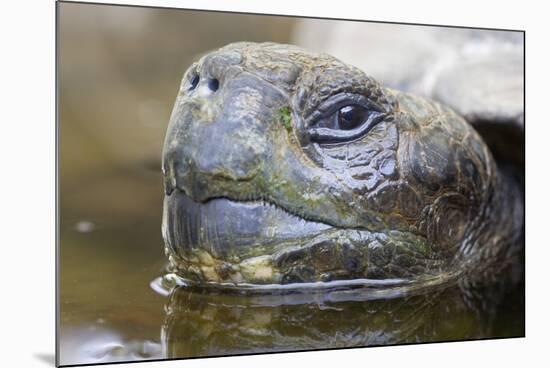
top-left (161, 42), bottom-right (523, 288)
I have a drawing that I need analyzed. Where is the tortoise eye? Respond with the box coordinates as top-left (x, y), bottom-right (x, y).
top-left (308, 103), bottom-right (383, 144)
top-left (338, 105), bottom-right (370, 130)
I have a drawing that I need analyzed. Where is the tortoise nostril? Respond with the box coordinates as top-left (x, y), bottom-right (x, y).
top-left (189, 74), bottom-right (199, 91)
top-left (208, 78), bottom-right (219, 92)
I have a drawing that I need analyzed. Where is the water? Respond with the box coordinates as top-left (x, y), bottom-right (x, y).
top-left (58, 166), bottom-right (524, 366)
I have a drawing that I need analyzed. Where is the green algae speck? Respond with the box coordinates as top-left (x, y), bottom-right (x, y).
top-left (279, 106), bottom-right (292, 132)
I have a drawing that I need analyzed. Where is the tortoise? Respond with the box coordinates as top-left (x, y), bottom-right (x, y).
top-left (160, 42), bottom-right (523, 292)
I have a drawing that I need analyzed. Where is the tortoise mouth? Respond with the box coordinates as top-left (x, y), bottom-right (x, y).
top-left (161, 190), bottom-right (449, 287)
top-left (162, 190), bottom-right (332, 259)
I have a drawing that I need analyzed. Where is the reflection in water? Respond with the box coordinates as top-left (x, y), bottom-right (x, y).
top-left (161, 274), bottom-right (523, 358)
top-left (61, 326), bottom-right (162, 364)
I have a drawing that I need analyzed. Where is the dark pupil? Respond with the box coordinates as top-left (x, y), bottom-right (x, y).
top-left (338, 105), bottom-right (367, 130)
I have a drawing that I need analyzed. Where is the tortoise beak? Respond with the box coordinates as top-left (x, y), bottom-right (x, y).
top-left (162, 190), bottom-right (331, 259)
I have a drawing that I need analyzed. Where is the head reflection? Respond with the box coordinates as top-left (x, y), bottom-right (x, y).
top-left (159, 279), bottom-right (516, 359)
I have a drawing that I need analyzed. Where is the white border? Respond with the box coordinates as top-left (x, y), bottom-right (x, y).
top-left (2, 1), bottom-right (548, 368)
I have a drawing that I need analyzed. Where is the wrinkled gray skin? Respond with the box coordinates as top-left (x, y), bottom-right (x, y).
top-left (161, 42), bottom-right (523, 289)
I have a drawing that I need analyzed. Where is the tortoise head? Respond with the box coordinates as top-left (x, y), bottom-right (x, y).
top-left (161, 42), bottom-right (497, 286)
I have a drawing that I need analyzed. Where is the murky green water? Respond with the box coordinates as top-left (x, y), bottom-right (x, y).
top-left (58, 164), bottom-right (524, 366)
